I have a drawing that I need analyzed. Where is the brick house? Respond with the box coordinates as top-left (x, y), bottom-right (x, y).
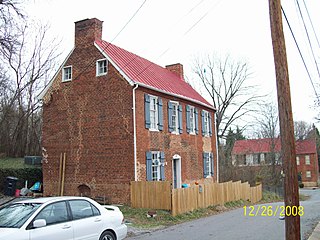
top-left (232, 138), bottom-right (319, 187)
top-left (40, 18), bottom-right (217, 203)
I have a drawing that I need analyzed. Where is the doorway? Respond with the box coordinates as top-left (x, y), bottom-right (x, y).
top-left (172, 154), bottom-right (181, 189)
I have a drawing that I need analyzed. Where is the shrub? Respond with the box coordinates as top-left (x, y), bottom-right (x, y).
top-left (0, 168), bottom-right (43, 192)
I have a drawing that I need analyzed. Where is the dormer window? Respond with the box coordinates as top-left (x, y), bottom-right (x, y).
top-left (96, 59), bottom-right (107, 76)
top-left (62, 66), bottom-right (72, 82)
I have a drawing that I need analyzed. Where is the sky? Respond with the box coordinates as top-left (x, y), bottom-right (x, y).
top-left (25, 0), bottom-right (320, 128)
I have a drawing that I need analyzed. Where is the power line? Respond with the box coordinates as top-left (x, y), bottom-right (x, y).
top-left (73, 0), bottom-right (147, 81)
top-left (132, 0), bottom-right (222, 80)
top-left (302, 0), bottom-right (320, 49)
top-left (295, 0), bottom-right (320, 83)
top-left (281, 6), bottom-right (320, 101)
top-left (110, 0), bottom-right (147, 43)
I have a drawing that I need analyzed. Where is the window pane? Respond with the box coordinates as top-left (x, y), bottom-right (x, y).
top-left (151, 152), bottom-right (160, 181)
top-left (0, 203), bottom-right (41, 228)
top-left (69, 200), bottom-right (93, 220)
top-left (97, 60), bottom-right (107, 75)
top-left (150, 97), bottom-right (158, 129)
top-left (35, 202), bottom-right (68, 225)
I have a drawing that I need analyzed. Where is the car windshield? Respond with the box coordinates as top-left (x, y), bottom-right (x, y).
top-left (0, 203), bottom-right (42, 228)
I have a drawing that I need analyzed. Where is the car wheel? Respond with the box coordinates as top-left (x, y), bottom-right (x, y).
top-left (99, 230), bottom-right (116, 240)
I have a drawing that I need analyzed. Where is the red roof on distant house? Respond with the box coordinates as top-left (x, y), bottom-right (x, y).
top-left (232, 138), bottom-right (316, 155)
top-left (95, 40), bottom-right (213, 109)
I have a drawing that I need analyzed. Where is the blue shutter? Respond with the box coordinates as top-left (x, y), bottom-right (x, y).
top-left (178, 105), bottom-right (183, 134)
top-left (160, 152), bottom-right (165, 180)
top-left (146, 152), bottom-right (152, 181)
top-left (186, 105), bottom-right (191, 134)
top-left (203, 152), bottom-right (209, 178)
top-left (158, 98), bottom-right (163, 131)
top-left (208, 112), bottom-right (212, 137)
top-left (201, 110), bottom-right (205, 136)
top-left (210, 153), bottom-right (214, 176)
top-left (168, 102), bottom-right (173, 132)
top-left (144, 94), bottom-right (151, 129)
top-left (195, 108), bottom-right (199, 134)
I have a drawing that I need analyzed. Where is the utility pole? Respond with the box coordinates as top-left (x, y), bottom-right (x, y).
top-left (268, 0), bottom-right (300, 239)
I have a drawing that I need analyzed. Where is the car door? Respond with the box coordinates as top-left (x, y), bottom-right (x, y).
top-left (68, 200), bottom-right (103, 240)
top-left (28, 201), bottom-right (73, 240)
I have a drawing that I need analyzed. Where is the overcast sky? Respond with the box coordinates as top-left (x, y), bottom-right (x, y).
top-left (26, 0), bottom-right (320, 127)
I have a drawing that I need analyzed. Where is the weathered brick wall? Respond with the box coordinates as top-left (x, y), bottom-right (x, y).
top-left (42, 43), bottom-right (134, 203)
top-left (135, 87), bottom-right (217, 184)
top-left (297, 153), bottom-right (319, 186)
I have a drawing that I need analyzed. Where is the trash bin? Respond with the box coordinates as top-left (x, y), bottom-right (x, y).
top-left (5, 176), bottom-right (18, 196)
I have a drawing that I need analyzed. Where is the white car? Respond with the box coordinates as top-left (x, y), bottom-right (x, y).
top-left (0, 196), bottom-right (127, 240)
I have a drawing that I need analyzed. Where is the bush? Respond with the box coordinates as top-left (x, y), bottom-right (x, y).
top-left (0, 168), bottom-right (43, 192)
top-left (299, 183), bottom-right (304, 188)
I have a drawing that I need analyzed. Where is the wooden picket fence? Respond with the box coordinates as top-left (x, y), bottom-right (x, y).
top-left (131, 181), bottom-right (262, 216)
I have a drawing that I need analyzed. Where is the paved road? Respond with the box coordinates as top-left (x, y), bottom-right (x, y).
top-left (126, 188), bottom-right (320, 240)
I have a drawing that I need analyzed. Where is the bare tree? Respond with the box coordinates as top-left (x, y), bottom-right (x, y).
top-left (192, 54), bottom-right (262, 142)
top-left (294, 121), bottom-right (313, 140)
top-left (0, 0), bottom-right (24, 54)
top-left (0, 21), bottom-right (60, 156)
top-left (255, 102), bottom-right (279, 139)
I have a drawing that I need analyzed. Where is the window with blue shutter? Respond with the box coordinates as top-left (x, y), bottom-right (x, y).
top-left (203, 152), bottom-right (214, 178)
top-left (203, 152), bottom-right (209, 178)
top-left (168, 102), bottom-right (174, 132)
top-left (178, 105), bottom-right (183, 134)
top-left (210, 153), bottom-right (214, 176)
top-left (158, 98), bottom-right (163, 131)
top-left (160, 151), bottom-right (165, 180)
top-left (146, 151), bottom-right (165, 181)
top-left (195, 108), bottom-right (199, 134)
top-left (146, 151), bottom-right (152, 181)
top-left (201, 110), bottom-right (211, 136)
top-left (144, 94), bottom-right (151, 129)
top-left (186, 105), bottom-right (191, 133)
top-left (208, 112), bottom-right (212, 137)
top-left (201, 110), bottom-right (205, 136)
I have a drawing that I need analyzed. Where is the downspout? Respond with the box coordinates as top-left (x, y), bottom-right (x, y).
top-left (215, 112), bottom-right (219, 183)
top-left (132, 84), bottom-right (139, 181)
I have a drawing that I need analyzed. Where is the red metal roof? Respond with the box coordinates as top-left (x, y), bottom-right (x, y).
top-left (232, 138), bottom-right (316, 155)
top-left (95, 40), bottom-right (213, 108)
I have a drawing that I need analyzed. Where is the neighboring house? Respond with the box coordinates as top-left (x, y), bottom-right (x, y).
top-left (40, 18), bottom-right (217, 203)
top-left (232, 138), bottom-right (319, 187)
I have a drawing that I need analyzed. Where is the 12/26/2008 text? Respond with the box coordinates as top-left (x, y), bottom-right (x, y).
top-left (243, 205), bottom-right (304, 217)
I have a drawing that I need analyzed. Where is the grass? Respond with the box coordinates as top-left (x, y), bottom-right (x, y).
top-left (120, 191), bottom-right (283, 230)
top-left (120, 199), bottom-right (250, 229)
top-left (0, 157), bottom-right (40, 169)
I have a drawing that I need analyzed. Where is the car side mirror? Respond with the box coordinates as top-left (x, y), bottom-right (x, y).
top-left (33, 219), bottom-right (47, 228)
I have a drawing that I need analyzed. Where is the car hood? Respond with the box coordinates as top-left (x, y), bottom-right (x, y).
top-left (0, 228), bottom-right (19, 238)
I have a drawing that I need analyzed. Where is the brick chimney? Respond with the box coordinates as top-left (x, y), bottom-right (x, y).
top-left (165, 63), bottom-right (184, 80)
top-left (75, 18), bottom-right (103, 47)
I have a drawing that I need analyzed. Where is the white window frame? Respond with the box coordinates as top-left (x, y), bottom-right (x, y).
top-left (203, 110), bottom-right (210, 136)
top-left (151, 151), bottom-right (161, 181)
top-left (305, 155), bottom-right (310, 165)
top-left (171, 101), bottom-right (179, 134)
top-left (296, 156), bottom-right (300, 165)
top-left (189, 106), bottom-right (196, 134)
top-left (96, 59), bottom-right (108, 76)
top-left (149, 96), bottom-right (159, 130)
top-left (62, 66), bottom-right (72, 82)
top-left (306, 171), bottom-right (311, 178)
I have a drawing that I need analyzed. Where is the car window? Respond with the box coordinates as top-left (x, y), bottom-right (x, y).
top-left (92, 204), bottom-right (100, 216)
top-left (69, 200), bottom-right (99, 220)
top-left (34, 201), bottom-right (68, 225)
top-left (0, 203), bottom-right (41, 228)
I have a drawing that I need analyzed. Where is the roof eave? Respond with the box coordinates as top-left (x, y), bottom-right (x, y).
top-left (94, 42), bottom-right (215, 111)
top-left (38, 48), bottom-right (75, 100)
